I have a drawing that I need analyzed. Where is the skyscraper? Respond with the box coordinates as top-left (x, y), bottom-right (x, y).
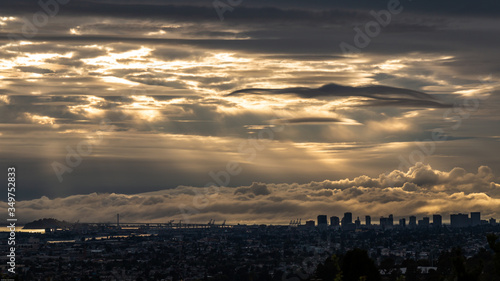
top-left (305, 220), bottom-right (315, 227)
top-left (418, 217), bottom-right (430, 227)
top-left (433, 214), bottom-right (442, 227)
top-left (380, 216), bottom-right (388, 228)
top-left (317, 215), bottom-right (327, 226)
top-left (399, 218), bottom-right (406, 227)
top-left (450, 213), bottom-right (469, 228)
top-left (330, 216), bottom-right (340, 227)
top-left (471, 212), bottom-right (481, 226)
top-left (409, 216), bottom-right (417, 228)
top-left (342, 212), bottom-right (353, 226)
top-left (380, 214), bottom-right (394, 229)
top-left (365, 215), bottom-right (371, 226)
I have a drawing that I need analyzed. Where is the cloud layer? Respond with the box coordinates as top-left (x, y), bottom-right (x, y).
top-left (5, 163), bottom-right (499, 224)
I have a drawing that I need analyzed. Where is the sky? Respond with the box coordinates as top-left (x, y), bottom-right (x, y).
top-left (0, 0), bottom-right (499, 224)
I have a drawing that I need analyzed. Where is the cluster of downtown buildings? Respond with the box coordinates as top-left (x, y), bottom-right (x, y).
top-left (304, 212), bottom-right (497, 230)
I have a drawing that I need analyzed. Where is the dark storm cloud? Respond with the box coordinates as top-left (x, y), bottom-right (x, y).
top-left (363, 99), bottom-right (453, 108)
top-left (1, 0), bottom-right (498, 67)
top-left (0, 33), bottom-right (343, 55)
top-left (3, 0), bottom-right (499, 20)
top-left (274, 117), bottom-right (343, 124)
top-left (228, 83), bottom-right (452, 108)
top-left (1, 24), bottom-right (497, 64)
top-left (248, 0), bottom-right (500, 19)
top-left (151, 47), bottom-right (206, 61)
top-left (260, 54), bottom-right (345, 61)
top-left (0, 1), bottom-right (365, 23)
top-left (16, 66), bottom-right (54, 74)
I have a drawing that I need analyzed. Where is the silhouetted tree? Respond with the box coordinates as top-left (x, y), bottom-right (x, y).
top-left (341, 249), bottom-right (381, 281)
top-left (316, 254), bottom-right (342, 281)
top-left (379, 257), bottom-right (395, 275)
top-left (487, 233), bottom-right (500, 278)
top-left (436, 249), bottom-right (454, 278)
top-left (403, 259), bottom-right (419, 281)
top-left (450, 248), bottom-right (482, 281)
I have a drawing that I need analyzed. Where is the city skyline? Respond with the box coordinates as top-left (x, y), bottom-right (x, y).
top-left (17, 210), bottom-right (497, 227)
top-left (311, 211), bottom-right (496, 227)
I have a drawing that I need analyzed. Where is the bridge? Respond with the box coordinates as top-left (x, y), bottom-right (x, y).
top-left (81, 219), bottom-right (231, 230)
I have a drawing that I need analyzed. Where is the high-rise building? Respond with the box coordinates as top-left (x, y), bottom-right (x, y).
top-left (305, 220), bottom-right (315, 227)
top-left (342, 212), bottom-right (353, 226)
top-left (433, 214), bottom-right (442, 227)
top-left (380, 214), bottom-right (394, 229)
top-left (409, 216), bottom-right (417, 228)
top-left (365, 215), bottom-right (371, 226)
top-left (418, 217), bottom-right (430, 227)
top-left (399, 218), bottom-right (406, 227)
top-left (355, 217), bottom-right (361, 228)
top-left (471, 212), bottom-right (481, 226)
top-left (380, 216), bottom-right (388, 228)
top-left (490, 218), bottom-right (497, 225)
top-left (330, 216), bottom-right (340, 227)
top-left (317, 215), bottom-right (327, 226)
top-left (450, 213), bottom-right (469, 228)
